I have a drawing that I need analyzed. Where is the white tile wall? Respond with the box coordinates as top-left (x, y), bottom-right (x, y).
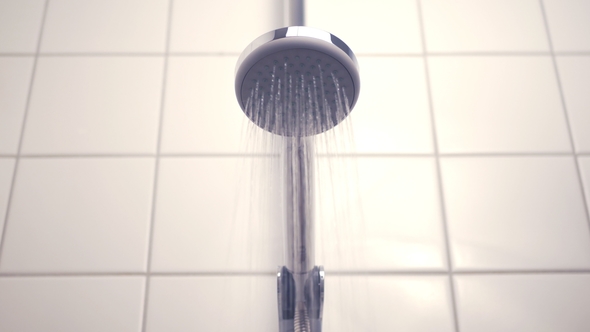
top-left (306, 0), bottom-right (423, 54)
top-left (0, 159), bottom-right (15, 241)
top-left (1, 158), bottom-right (154, 272)
top-left (160, 56), bottom-right (244, 153)
top-left (22, 57), bottom-right (163, 154)
top-left (0, 57), bottom-right (34, 154)
top-left (0, 0), bottom-right (45, 53)
top-left (556, 56), bottom-right (590, 152)
top-left (0, 277), bottom-right (145, 332)
top-left (441, 156), bottom-right (590, 270)
top-left (428, 56), bottom-right (570, 153)
top-left (169, 0), bottom-right (282, 53)
top-left (150, 157), bottom-right (281, 272)
top-left (543, 0), bottom-right (590, 52)
top-left (324, 275), bottom-right (455, 332)
top-left (580, 157), bottom-right (590, 209)
top-left (145, 276), bottom-right (276, 332)
top-left (455, 274), bottom-right (590, 332)
top-left (40, 0), bottom-right (169, 53)
top-left (1, 0), bottom-right (590, 331)
top-left (421, 0), bottom-right (548, 52)
top-left (351, 57), bottom-right (433, 153)
top-left (316, 157), bottom-right (447, 271)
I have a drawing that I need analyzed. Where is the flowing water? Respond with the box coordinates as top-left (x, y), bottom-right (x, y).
top-left (221, 60), bottom-right (369, 331)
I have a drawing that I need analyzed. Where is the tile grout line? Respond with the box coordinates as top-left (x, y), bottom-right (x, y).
top-left (139, 1), bottom-right (174, 331)
top-left (538, 0), bottom-right (590, 249)
top-left (415, 1), bottom-right (461, 331)
top-left (2, 269), bottom-right (590, 278)
top-left (1, 152), bottom-right (588, 158)
top-left (0, 269), bottom-right (590, 278)
top-left (2, 52), bottom-right (590, 57)
top-left (0, 0), bottom-right (50, 269)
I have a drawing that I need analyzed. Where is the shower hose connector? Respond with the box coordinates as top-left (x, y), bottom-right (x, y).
top-left (277, 265), bottom-right (324, 332)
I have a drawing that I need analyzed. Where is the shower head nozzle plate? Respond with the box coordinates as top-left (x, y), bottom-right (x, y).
top-left (235, 27), bottom-right (360, 136)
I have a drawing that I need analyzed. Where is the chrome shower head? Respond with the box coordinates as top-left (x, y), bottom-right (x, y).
top-left (235, 26), bottom-right (360, 136)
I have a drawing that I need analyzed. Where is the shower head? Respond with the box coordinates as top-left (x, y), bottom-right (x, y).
top-left (235, 26), bottom-right (360, 136)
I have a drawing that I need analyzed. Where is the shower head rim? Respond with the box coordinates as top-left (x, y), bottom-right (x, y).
top-left (234, 26), bottom-right (360, 113)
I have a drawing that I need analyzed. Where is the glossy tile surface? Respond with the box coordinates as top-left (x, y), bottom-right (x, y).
top-left (0, 57), bottom-right (34, 154)
top-left (455, 274), bottom-right (590, 332)
top-left (41, 0), bottom-right (168, 53)
top-left (0, 159), bottom-right (16, 241)
top-left (0, 277), bottom-right (145, 332)
top-left (580, 157), bottom-right (590, 211)
top-left (160, 56), bottom-right (244, 153)
top-left (22, 57), bottom-right (163, 154)
top-left (351, 57), bottom-right (433, 153)
top-left (170, 0), bottom-right (281, 53)
top-left (315, 157), bottom-right (447, 271)
top-left (1, 0), bottom-right (590, 331)
top-left (146, 276), bottom-right (275, 332)
top-left (0, 0), bottom-right (45, 53)
top-left (0, 158), bottom-right (154, 272)
top-left (421, 0), bottom-right (548, 52)
top-left (324, 276), bottom-right (455, 332)
top-left (306, 0), bottom-right (422, 54)
top-left (150, 157), bottom-right (281, 272)
top-left (543, 0), bottom-right (590, 52)
top-left (556, 56), bottom-right (590, 152)
top-left (429, 56), bottom-right (570, 153)
top-left (441, 157), bottom-right (590, 270)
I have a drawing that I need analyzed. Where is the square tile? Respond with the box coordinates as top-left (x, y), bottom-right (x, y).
top-left (421, 0), bottom-right (548, 52)
top-left (306, 0), bottom-right (422, 54)
top-left (0, 277), bottom-right (145, 332)
top-left (150, 157), bottom-right (282, 272)
top-left (0, 57), bottom-right (34, 154)
top-left (580, 157), bottom-right (590, 210)
top-left (557, 56), bottom-right (590, 152)
top-left (429, 56), bottom-right (570, 153)
top-left (40, 0), bottom-right (168, 53)
top-left (324, 276), bottom-right (455, 332)
top-left (22, 57), bottom-right (163, 154)
top-left (146, 276), bottom-right (275, 332)
top-left (170, 0), bottom-right (282, 53)
top-left (348, 57), bottom-right (433, 153)
top-left (455, 274), bottom-right (590, 332)
top-left (441, 156), bottom-right (590, 270)
top-left (161, 56), bottom-right (246, 153)
top-left (315, 157), bottom-right (447, 271)
top-left (0, 158), bottom-right (154, 272)
top-left (0, 0), bottom-right (45, 53)
top-left (0, 158), bottom-right (16, 241)
top-left (543, 0), bottom-right (590, 52)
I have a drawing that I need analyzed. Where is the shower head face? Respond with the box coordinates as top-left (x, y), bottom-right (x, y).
top-left (235, 26), bottom-right (360, 136)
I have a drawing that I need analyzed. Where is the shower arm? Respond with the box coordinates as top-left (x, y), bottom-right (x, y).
top-left (276, 1), bottom-right (324, 332)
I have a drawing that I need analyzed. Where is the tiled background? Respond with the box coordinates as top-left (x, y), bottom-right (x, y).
top-left (1, 0), bottom-right (590, 331)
